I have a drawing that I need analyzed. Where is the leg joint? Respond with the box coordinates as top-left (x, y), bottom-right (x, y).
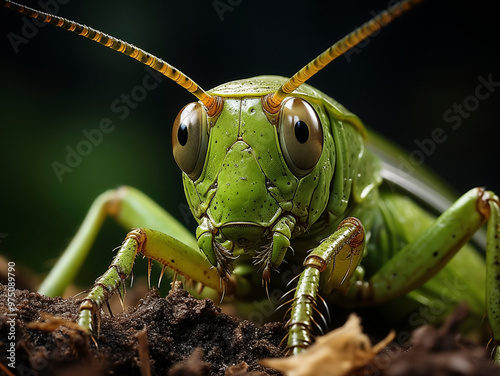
top-left (337, 217), bottom-right (365, 249)
top-left (477, 187), bottom-right (500, 220)
top-left (125, 228), bottom-right (147, 248)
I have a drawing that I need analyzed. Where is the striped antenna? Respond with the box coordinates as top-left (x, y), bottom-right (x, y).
top-left (264, 0), bottom-right (423, 114)
top-left (1, 0), bottom-right (222, 116)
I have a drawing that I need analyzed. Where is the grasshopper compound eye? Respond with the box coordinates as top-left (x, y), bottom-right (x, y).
top-left (279, 98), bottom-right (323, 177)
top-left (172, 102), bottom-right (208, 180)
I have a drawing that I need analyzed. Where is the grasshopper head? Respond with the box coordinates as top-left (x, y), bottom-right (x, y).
top-left (172, 78), bottom-right (335, 281)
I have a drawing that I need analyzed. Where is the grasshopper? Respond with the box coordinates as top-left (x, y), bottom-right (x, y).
top-left (2, 0), bottom-right (500, 359)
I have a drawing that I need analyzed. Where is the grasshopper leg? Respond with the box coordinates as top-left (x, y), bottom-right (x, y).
top-left (285, 217), bottom-right (365, 355)
top-left (345, 187), bottom-right (500, 361)
top-left (38, 186), bottom-right (197, 297)
top-left (78, 227), bottom-right (223, 334)
top-left (485, 192), bottom-right (500, 362)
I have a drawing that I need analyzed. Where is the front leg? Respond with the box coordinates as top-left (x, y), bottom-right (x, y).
top-left (285, 217), bottom-right (365, 355)
top-left (78, 228), bottom-right (223, 333)
top-left (38, 186), bottom-right (198, 297)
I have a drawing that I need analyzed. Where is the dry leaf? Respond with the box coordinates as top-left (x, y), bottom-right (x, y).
top-left (260, 314), bottom-right (394, 376)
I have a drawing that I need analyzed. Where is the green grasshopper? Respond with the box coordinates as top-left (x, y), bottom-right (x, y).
top-left (2, 0), bottom-right (500, 360)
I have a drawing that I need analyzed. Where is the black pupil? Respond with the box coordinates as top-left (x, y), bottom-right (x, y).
top-left (294, 120), bottom-right (309, 144)
top-left (178, 123), bottom-right (188, 146)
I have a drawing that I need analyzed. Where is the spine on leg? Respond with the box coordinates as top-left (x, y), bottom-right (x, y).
top-left (285, 267), bottom-right (321, 355)
top-left (77, 229), bottom-right (145, 333)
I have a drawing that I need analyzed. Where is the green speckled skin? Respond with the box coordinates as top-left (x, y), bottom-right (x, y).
top-left (186, 76), bottom-right (378, 261)
top-left (36, 76), bottom-right (499, 357)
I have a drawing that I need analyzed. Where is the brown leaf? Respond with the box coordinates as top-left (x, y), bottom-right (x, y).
top-left (260, 314), bottom-right (394, 376)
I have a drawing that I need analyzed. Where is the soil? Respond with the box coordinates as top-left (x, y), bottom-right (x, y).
top-left (1, 283), bottom-right (500, 376)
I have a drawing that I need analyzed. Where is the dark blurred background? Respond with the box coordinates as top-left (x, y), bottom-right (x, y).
top-left (0, 0), bottom-right (498, 292)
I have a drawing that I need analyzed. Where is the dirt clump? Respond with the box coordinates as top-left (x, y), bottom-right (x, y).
top-left (0, 283), bottom-right (283, 375)
top-left (1, 283), bottom-right (500, 376)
